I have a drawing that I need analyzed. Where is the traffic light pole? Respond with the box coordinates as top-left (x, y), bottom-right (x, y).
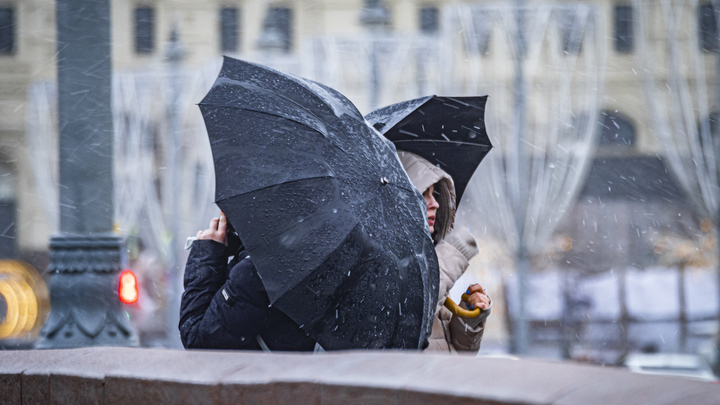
top-left (35, 0), bottom-right (137, 348)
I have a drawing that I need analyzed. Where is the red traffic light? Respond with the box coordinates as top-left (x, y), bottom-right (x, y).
top-left (119, 270), bottom-right (138, 304)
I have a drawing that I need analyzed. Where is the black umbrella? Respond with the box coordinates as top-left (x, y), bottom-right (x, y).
top-left (198, 57), bottom-right (438, 350)
top-left (365, 96), bottom-right (492, 204)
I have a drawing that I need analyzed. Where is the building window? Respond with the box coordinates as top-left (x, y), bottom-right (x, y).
top-left (599, 111), bottom-right (636, 146)
top-left (699, 4), bottom-right (718, 52)
top-left (134, 6), bottom-right (155, 54)
top-left (0, 162), bottom-right (17, 258)
top-left (558, 9), bottom-right (582, 54)
top-left (614, 5), bottom-right (633, 53)
top-left (258, 7), bottom-right (292, 52)
top-left (465, 11), bottom-right (491, 56)
top-left (0, 7), bottom-right (15, 55)
top-left (475, 25), bottom-right (491, 56)
top-left (420, 7), bottom-right (439, 34)
top-left (697, 112), bottom-right (720, 140)
top-left (272, 7), bottom-right (292, 52)
top-left (220, 7), bottom-right (240, 53)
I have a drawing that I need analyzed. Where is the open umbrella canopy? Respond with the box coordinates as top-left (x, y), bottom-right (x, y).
top-left (198, 57), bottom-right (438, 350)
top-left (365, 96), bottom-right (492, 204)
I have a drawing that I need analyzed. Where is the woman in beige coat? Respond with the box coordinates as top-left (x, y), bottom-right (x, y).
top-left (398, 151), bottom-right (492, 353)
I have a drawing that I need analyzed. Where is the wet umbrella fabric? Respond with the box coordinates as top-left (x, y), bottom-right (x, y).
top-left (365, 96), bottom-right (492, 204)
top-left (198, 57), bottom-right (438, 350)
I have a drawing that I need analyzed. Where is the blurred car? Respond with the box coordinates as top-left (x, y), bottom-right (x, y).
top-left (623, 353), bottom-right (718, 382)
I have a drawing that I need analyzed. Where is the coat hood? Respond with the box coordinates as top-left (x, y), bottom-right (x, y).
top-left (398, 150), bottom-right (456, 243)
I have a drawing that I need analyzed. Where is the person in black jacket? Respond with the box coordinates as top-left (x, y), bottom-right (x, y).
top-left (179, 212), bottom-right (317, 351)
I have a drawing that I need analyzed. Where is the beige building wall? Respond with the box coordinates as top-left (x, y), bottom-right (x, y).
top-left (0, 0), bottom-right (714, 257)
top-left (0, 0), bottom-right (55, 255)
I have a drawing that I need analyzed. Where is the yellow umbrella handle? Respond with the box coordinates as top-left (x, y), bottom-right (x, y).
top-left (443, 293), bottom-right (481, 318)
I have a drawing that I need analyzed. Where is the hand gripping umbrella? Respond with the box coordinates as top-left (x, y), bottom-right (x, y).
top-left (365, 95), bottom-right (492, 204)
top-left (198, 57), bottom-right (438, 350)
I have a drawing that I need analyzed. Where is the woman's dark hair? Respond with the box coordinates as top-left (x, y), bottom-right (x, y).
top-left (431, 177), bottom-right (455, 244)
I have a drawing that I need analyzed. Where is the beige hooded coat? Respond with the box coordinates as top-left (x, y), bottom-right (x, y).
top-left (398, 151), bottom-right (491, 353)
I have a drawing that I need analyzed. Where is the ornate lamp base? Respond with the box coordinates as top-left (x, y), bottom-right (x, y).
top-left (35, 235), bottom-right (138, 349)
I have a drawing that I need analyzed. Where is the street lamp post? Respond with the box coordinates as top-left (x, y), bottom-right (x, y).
top-left (35, 0), bottom-right (137, 348)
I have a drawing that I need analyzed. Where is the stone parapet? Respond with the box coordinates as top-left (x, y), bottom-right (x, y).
top-left (1, 347), bottom-right (719, 405)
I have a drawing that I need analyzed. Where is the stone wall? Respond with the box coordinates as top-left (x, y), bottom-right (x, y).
top-left (1, 347), bottom-right (719, 405)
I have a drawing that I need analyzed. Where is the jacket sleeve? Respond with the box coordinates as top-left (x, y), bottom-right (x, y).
top-left (434, 240), bottom-right (468, 316)
top-left (435, 238), bottom-right (491, 353)
top-left (179, 239), bottom-right (269, 349)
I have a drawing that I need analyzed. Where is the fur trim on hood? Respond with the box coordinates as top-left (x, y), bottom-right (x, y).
top-left (397, 150), bottom-right (456, 244)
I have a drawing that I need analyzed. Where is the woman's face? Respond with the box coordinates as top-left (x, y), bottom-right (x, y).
top-left (423, 184), bottom-right (440, 234)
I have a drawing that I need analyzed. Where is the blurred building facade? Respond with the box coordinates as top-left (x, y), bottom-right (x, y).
top-left (0, 0), bottom-right (661, 271)
top-left (0, 0), bottom-right (717, 359)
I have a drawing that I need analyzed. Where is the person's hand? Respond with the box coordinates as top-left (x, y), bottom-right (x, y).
top-left (196, 212), bottom-right (228, 246)
top-left (464, 284), bottom-right (491, 310)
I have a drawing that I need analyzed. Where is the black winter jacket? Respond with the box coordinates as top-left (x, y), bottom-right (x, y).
top-left (178, 239), bottom-right (316, 351)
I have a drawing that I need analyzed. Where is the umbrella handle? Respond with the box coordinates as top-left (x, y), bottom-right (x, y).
top-left (443, 293), bottom-right (481, 318)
